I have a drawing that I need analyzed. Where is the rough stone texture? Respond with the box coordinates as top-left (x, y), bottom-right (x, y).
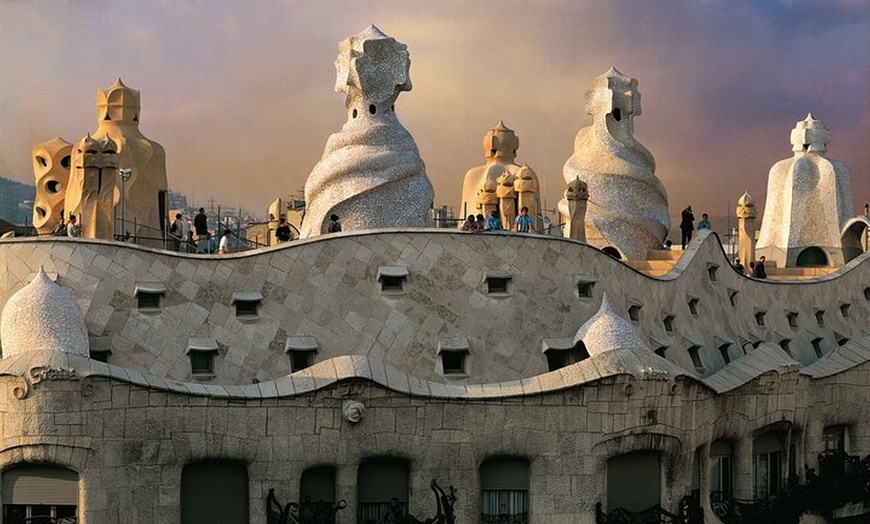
top-left (31, 137), bottom-right (72, 235)
top-left (757, 114), bottom-right (855, 267)
top-left (64, 134), bottom-right (119, 240)
top-left (563, 67), bottom-right (670, 260)
top-left (301, 26), bottom-right (434, 237)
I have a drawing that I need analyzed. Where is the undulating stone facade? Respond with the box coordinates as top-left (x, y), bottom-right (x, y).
top-left (1, 232), bottom-right (870, 523)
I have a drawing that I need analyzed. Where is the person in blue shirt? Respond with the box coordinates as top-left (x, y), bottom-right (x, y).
top-left (514, 206), bottom-right (534, 233)
top-left (698, 213), bottom-right (712, 230)
top-left (486, 210), bottom-right (503, 231)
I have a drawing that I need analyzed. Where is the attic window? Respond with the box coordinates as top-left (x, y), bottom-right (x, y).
top-left (232, 291), bottom-right (263, 319)
top-left (89, 348), bottom-right (112, 363)
top-left (377, 266), bottom-right (408, 294)
top-left (779, 339), bottom-right (792, 355)
top-left (707, 264), bottom-right (719, 282)
top-left (755, 310), bottom-right (766, 326)
top-left (811, 338), bottom-right (824, 358)
top-left (663, 314), bottom-right (675, 332)
top-left (728, 289), bottom-right (739, 307)
top-left (186, 338), bottom-right (218, 376)
top-left (613, 107), bottom-right (622, 121)
top-left (864, 287), bottom-right (870, 301)
top-left (815, 310), bottom-right (825, 327)
top-left (485, 272), bottom-right (512, 295)
top-left (835, 333), bottom-right (849, 347)
top-left (688, 297), bottom-right (699, 316)
top-left (688, 345), bottom-right (704, 374)
top-left (542, 338), bottom-right (589, 371)
top-left (438, 338), bottom-right (470, 376)
top-left (628, 303), bottom-right (642, 322)
top-left (787, 312), bottom-right (798, 328)
top-left (840, 303), bottom-right (851, 318)
top-left (285, 336), bottom-right (318, 372)
top-left (575, 276), bottom-right (596, 299)
top-left (135, 282), bottom-right (166, 311)
top-left (718, 343), bottom-right (732, 364)
top-left (654, 346), bottom-right (667, 358)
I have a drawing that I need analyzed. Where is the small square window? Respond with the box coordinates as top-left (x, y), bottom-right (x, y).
top-left (688, 345), bottom-right (704, 374)
top-left (380, 275), bottom-right (405, 292)
top-left (577, 281), bottom-right (594, 298)
top-left (719, 343), bottom-right (732, 364)
top-left (290, 350), bottom-right (315, 372)
top-left (654, 347), bottom-right (668, 358)
top-left (811, 338), bottom-right (824, 358)
top-left (441, 351), bottom-right (466, 375)
top-left (235, 300), bottom-right (259, 317)
top-left (190, 352), bottom-right (215, 375)
top-left (487, 277), bottom-right (510, 294)
top-left (779, 339), bottom-right (792, 355)
top-left (755, 311), bottom-right (766, 326)
top-left (787, 312), bottom-right (798, 328)
top-left (546, 350), bottom-right (568, 371)
top-left (708, 265), bottom-right (719, 282)
top-left (137, 292), bottom-right (162, 309)
top-left (628, 304), bottom-right (642, 322)
top-left (816, 310), bottom-right (826, 327)
top-left (688, 297), bottom-right (699, 316)
top-left (840, 303), bottom-right (851, 318)
top-left (663, 315), bottom-right (675, 332)
top-left (544, 341), bottom-right (589, 371)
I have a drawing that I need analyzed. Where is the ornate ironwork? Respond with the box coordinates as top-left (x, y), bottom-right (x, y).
top-left (364, 479), bottom-right (456, 524)
top-left (480, 514), bottom-right (528, 524)
top-left (595, 494), bottom-right (702, 524)
top-left (266, 489), bottom-right (347, 524)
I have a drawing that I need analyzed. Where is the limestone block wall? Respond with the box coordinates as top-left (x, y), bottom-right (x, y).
top-left (1, 231), bottom-right (870, 387)
top-left (1, 357), bottom-right (868, 524)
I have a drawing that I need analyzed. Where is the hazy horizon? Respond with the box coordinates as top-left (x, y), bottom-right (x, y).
top-left (1, 1), bottom-right (868, 226)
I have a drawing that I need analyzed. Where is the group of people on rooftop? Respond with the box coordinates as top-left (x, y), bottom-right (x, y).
top-left (459, 206), bottom-right (535, 233)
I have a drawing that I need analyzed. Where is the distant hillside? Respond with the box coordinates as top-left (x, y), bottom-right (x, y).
top-left (0, 177), bottom-right (36, 225)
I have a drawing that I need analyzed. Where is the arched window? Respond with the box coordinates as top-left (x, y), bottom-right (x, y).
top-left (300, 466), bottom-right (336, 523)
top-left (358, 458), bottom-right (408, 524)
top-left (480, 457), bottom-right (529, 524)
top-left (710, 440), bottom-right (733, 498)
top-left (181, 460), bottom-right (249, 524)
top-left (2, 464), bottom-right (78, 523)
top-left (607, 452), bottom-right (660, 512)
top-left (752, 434), bottom-right (783, 499)
top-left (795, 247), bottom-right (828, 267)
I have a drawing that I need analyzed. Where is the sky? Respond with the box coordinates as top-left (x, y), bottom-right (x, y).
top-left (1, 0), bottom-right (868, 227)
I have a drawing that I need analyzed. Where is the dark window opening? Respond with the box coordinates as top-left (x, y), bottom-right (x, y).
top-left (612, 108), bottom-right (622, 121)
top-left (688, 298), bottom-right (699, 316)
top-left (545, 341), bottom-right (590, 372)
top-left (787, 312), bottom-right (798, 328)
top-left (602, 246), bottom-right (621, 259)
top-left (688, 345), bottom-right (704, 374)
top-left (490, 149), bottom-right (497, 156)
top-left (380, 276), bottom-right (405, 292)
top-left (61, 155), bottom-right (71, 169)
top-left (46, 180), bottom-right (62, 193)
top-left (663, 315), bottom-right (675, 332)
top-left (190, 352), bottom-right (215, 375)
top-left (352, 109), bottom-right (358, 119)
top-left (290, 350), bottom-right (315, 372)
top-left (442, 352), bottom-right (466, 375)
top-left (137, 292), bottom-right (162, 309)
top-left (729, 289), bottom-right (738, 307)
top-left (755, 311), bottom-right (766, 326)
top-left (628, 304), bottom-right (641, 322)
top-left (89, 350), bottom-right (110, 363)
top-left (708, 265), bottom-right (719, 282)
top-left (816, 310), bottom-right (825, 327)
top-left (835, 333), bottom-right (850, 347)
top-left (577, 282), bottom-right (594, 298)
top-left (840, 303), bottom-right (851, 318)
top-left (235, 300), bottom-right (259, 317)
top-left (779, 339), bottom-right (791, 355)
top-left (654, 346), bottom-right (667, 358)
top-left (864, 287), bottom-right (870, 301)
top-left (719, 343), bottom-right (732, 364)
top-left (487, 277), bottom-right (510, 294)
top-left (369, 104), bottom-right (376, 114)
top-left (811, 338), bottom-right (824, 358)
